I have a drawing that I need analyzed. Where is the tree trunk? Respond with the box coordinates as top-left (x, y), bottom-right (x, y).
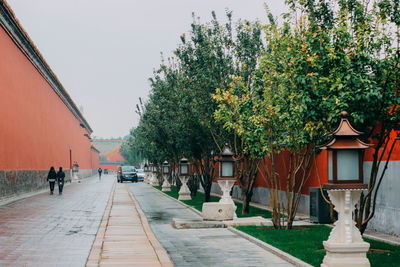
top-left (204, 177), bottom-right (212, 202)
top-left (242, 191), bottom-right (252, 215)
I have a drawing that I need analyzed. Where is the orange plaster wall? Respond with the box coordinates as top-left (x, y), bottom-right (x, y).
top-left (105, 146), bottom-right (124, 162)
top-left (91, 150), bottom-right (100, 170)
top-left (99, 164), bottom-right (119, 171)
top-left (364, 130), bottom-right (400, 162)
top-left (252, 150), bottom-right (328, 195)
top-left (0, 24), bottom-right (95, 170)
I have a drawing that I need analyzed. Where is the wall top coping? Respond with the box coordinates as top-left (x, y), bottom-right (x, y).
top-left (0, 1), bottom-right (93, 133)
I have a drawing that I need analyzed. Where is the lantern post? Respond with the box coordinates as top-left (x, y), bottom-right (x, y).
top-left (201, 144), bottom-right (237, 221)
top-left (144, 163), bottom-right (149, 184)
top-left (161, 161), bottom-right (171, 192)
top-left (149, 163), bottom-right (158, 186)
top-left (178, 157), bottom-right (191, 200)
top-left (217, 144), bottom-right (237, 218)
top-left (320, 111), bottom-right (371, 267)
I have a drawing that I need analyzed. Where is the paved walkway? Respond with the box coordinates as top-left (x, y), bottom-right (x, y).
top-left (86, 183), bottom-right (172, 267)
top-left (129, 183), bottom-right (294, 267)
top-left (0, 174), bottom-right (114, 267)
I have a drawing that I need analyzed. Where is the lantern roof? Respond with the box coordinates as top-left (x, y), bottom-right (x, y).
top-left (328, 111), bottom-right (363, 137)
top-left (163, 161), bottom-right (169, 165)
top-left (221, 144), bottom-right (233, 157)
top-left (180, 157), bottom-right (188, 163)
top-left (219, 144), bottom-right (235, 162)
top-left (320, 111), bottom-right (373, 150)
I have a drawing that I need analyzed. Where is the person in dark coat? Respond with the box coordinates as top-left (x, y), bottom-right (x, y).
top-left (98, 167), bottom-right (102, 180)
top-left (57, 167), bottom-right (65, 195)
top-left (47, 166), bottom-right (57, 195)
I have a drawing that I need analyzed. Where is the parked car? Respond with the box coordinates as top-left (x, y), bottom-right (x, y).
top-left (136, 169), bottom-right (144, 182)
top-left (117, 166), bottom-right (138, 183)
top-left (104, 169), bottom-right (108, 174)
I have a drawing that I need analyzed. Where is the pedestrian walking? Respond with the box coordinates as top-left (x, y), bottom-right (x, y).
top-left (47, 166), bottom-right (56, 195)
top-left (57, 167), bottom-right (65, 195)
top-left (98, 167), bottom-right (102, 180)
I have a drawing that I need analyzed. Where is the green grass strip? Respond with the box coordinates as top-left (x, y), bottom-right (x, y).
top-left (153, 185), bottom-right (271, 218)
top-left (235, 225), bottom-right (400, 267)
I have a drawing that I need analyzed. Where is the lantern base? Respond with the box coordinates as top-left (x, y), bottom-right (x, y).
top-left (202, 202), bottom-right (235, 221)
top-left (178, 176), bottom-right (191, 200)
top-left (162, 175), bottom-right (171, 192)
top-left (217, 179), bottom-right (237, 219)
top-left (150, 173), bottom-right (159, 186)
top-left (72, 172), bottom-right (80, 183)
top-left (322, 189), bottom-right (370, 267)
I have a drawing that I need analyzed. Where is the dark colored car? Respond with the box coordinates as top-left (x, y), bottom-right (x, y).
top-left (117, 166), bottom-right (138, 183)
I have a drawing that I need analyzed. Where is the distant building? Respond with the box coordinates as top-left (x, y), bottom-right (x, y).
top-left (92, 139), bottom-right (126, 171)
top-left (0, 1), bottom-right (99, 202)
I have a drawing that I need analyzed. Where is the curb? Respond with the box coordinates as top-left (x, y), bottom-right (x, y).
top-left (363, 233), bottom-right (400, 246)
top-left (153, 186), bottom-right (311, 266)
top-left (127, 185), bottom-right (174, 267)
top-left (227, 227), bottom-right (313, 267)
top-left (86, 181), bottom-right (116, 267)
top-left (149, 185), bottom-right (203, 217)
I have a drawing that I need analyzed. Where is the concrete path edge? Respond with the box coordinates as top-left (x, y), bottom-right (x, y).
top-left (126, 184), bottom-right (174, 267)
top-left (150, 186), bottom-right (202, 217)
top-left (227, 227), bottom-right (313, 267)
top-left (86, 181), bottom-right (116, 267)
top-left (152, 185), bottom-right (311, 266)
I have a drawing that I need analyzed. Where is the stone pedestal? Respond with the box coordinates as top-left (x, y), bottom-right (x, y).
top-left (144, 172), bottom-right (150, 184)
top-left (321, 190), bottom-right (370, 267)
top-left (72, 172), bottom-right (80, 183)
top-left (161, 174), bottom-right (171, 192)
top-left (202, 202), bottom-right (235, 221)
top-left (150, 173), bottom-right (159, 186)
top-left (178, 176), bottom-right (191, 200)
top-left (217, 179), bottom-right (237, 219)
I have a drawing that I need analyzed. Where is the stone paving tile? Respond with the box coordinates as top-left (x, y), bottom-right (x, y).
top-left (87, 183), bottom-right (173, 267)
top-left (0, 175), bottom-right (114, 267)
top-left (129, 183), bottom-right (295, 267)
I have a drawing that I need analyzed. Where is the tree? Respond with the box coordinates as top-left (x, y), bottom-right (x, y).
top-left (283, 0), bottom-right (400, 233)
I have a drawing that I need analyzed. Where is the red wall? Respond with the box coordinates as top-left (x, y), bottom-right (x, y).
top-left (100, 164), bottom-right (119, 171)
top-left (105, 146), bottom-right (124, 162)
top-left (91, 149), bottom-right (100, 170)
top-left (364, 130), bottom-right (400, 161)
top-left (251, 150), bottom-right (329, 196)
top-left (0, 24), bottom-right (95, 170)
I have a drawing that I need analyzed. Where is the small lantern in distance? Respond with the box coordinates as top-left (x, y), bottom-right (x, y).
top-left (320, 111), bottom-right (372, 189)
top-left (179, 158), bottom-right (190, 176)
top-left (162, 161), bottom-right (170, 175)
top-left (219, 144), bottom-right (235, 179)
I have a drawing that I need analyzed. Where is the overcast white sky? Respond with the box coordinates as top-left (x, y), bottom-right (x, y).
top-left (7, 0), bottom-right (287, 138)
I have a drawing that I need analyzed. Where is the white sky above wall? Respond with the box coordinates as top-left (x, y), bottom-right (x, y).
top-left (7, 0), bottom-right (287, 138)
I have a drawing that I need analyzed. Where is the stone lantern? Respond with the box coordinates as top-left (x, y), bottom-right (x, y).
top-left (161, 161), bottom-right (171, 192)
top-left (149, 163), bottom-right (158, 186)
top-left (319, 111), bottom-right (372, 267)
top-left (178, 158), bottom-right (191, 200)
top-left (218, 144), bottom-right (237, 208)
top-left (144, 163), bottom-right (149, 183)
top-left (202, 144), bottom-right (237, 221)
top-left (72, 161), bottom-right (80, 183)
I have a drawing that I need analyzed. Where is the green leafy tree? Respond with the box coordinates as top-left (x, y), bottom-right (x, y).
top-left (283, 0), bottom-right (400, 233)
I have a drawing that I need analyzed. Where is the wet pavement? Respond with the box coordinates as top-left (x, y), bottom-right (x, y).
top-left (0, 174), bottom-right (114, 267)
top-left (129, 183), bottom-right (294, 267)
